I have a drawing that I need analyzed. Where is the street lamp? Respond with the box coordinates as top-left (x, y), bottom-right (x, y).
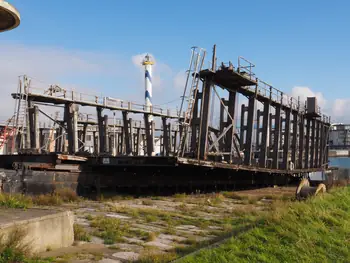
top-left (0, 1), bottom-right (20, 33)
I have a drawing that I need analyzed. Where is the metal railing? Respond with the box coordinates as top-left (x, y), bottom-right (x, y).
top-left (22, 76), bottom-right (184, 118)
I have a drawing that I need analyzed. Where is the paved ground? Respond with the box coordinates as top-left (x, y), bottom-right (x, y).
top-left (39, 186), bottom-right (296, 262)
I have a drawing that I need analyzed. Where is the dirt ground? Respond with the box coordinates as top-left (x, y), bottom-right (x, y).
top-left (40, 186), bottom-right (296, 263)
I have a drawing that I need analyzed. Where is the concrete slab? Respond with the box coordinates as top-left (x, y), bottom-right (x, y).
top-left (144, 240), bottom-right (173, 250)
top-left (105, 213), bottom-right (130, 219)
top-left (112, 251), bottom-right (139, 261)
top-left (99, 259), bottom-right (122, 263)
top-left (0, 208), bottom-right (74, 253)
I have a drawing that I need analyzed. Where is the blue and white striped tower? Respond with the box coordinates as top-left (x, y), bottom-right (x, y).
top-left (142, 54), bottom-right (154, 121)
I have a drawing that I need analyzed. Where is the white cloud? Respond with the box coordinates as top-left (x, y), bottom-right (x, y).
top-left (291, 86), bottom-right (326, 109)
top-left (173, 70), bottom-right (187, 91)
top-left (332, 99), bottom-right (350, 118)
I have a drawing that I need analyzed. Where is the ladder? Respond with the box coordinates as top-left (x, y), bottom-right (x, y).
top-left (12, 76), bottom-right (30, 152)
top-left (177, 47), bottom-right (206, 157)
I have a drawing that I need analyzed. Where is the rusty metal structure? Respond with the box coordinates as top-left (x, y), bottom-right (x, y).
top-left (0, 45), bottom-right (331, 194)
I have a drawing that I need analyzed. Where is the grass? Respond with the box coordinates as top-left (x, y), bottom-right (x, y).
top-left (179, 186), bottom-right (350, 263)
top-left (0, 227), bottom-right (53, 263)
top-left (73, 224), bottom-right (91, 242)
top-left (137, 248), bottom-right (177, 263)
top-left (0, 188), bottom-right (80, 209)
top-left (90, 216), bottom-right (130, 244)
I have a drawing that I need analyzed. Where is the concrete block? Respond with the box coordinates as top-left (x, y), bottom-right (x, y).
top-left (0, 209), bottom-right (74, 253)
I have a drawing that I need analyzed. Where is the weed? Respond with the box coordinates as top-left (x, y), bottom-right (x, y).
top-left (173, 193), bottom-right (187, 199)
top-left (145, 214), bottom-right (157, 223)
top-left (0, 194), bottom-right (32, 209)
top-left (73, 224), bottom-right (91, 242)
top-left (54, 188), bottom-right (79, 203)
top-left (90, 216), bottom-right (130, 244)
top-left (85, 214), bottom-right (93, 221)
top-left (142, 200), bottom-right (154, 206)
top-left (32, 194), bottom-right (62, 206)
top-left (145, 232), bottom-right (158, 242)
top-left (137, 249), bottom-right (177, 263)
top-left (221, 191), bottom-right (245, 200)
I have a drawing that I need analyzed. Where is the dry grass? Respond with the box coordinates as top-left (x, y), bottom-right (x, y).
top-left (0, 188), bottom-right (80, 209)
top-left (73, 224), bottom-right (91, 242)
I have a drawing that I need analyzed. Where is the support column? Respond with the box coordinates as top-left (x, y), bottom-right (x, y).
top-left (315, 120), bottom-right (320, 168)
top-left (310, 119), bottom-right (316, 168)
top-left (82, 124), bottom-right (88, 144)
top-left (225, 91), bottom-right (236, 153)
top-left (144, 114), bottom-right (154, 156)
top-left (198, 79), bottom-right (212, 160)
top-left (73, 107), bottom-right (79, 153)
top-left (93, 131), bottom-right (99, 155)
top-left (130, 119), bottom-right (134, 154)
top-left (34, 106), bottom-right (40, 150)
top-left (272, 106), bottom-right (281, 169)
top-left (240, 104), bottom-right (247, 150)
top-left (305, 118), bottom-right (311, 169)
top-left (162, 118), bottom-right (169, 156)
top-left (97, 107), bottom-right (104, 154)
top-left (122, 112), bottom-right (131, 155)
top-left (104, 115), bottom-right (109, 153)
top-left (259, 101), bottom-right (270, 167)
top-left (55, 128), bottom-right (60, 152)
top-left (291, 112), bottom-right (298, 166)
top-left (244, 95), bottom-right (255, 165)
top-left (191, 93), bottom-right (200, 153)
top-left (64, 103), bottom-right (75, 154)
top-left (298, 115), bottom-right (304, 169)
top-left (135, 127), bottom-right (141, 156)
top-left (28, 106), bottom-right (38, 149)
top-left (282, 108), bottom-right (291, 170)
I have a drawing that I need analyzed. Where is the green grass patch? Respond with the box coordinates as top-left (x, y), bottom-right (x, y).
top-left (0, 188), bottom-right (80, 209)
top-left (90, 216), bottom-right (130, 244)
top-left (0, 227), bottom-right (53, 263)
top-left (179, 187), bottom-right (350, 263)
top-left (73, 224), bottom-right (91, 242)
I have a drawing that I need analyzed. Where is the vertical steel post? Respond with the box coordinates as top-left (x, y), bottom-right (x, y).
top-left (244, 95), bottom-right (255, 165)
top-left (305, 118), bottom-right (311, 169)
top-left (259, 101), bottom-right (270, 167)
top-left (272, 106), bottom-right (281, 169)
top-left (198, 79), bottom-right (212, 160)
top-left (282, 108), bottom-right (291, 169)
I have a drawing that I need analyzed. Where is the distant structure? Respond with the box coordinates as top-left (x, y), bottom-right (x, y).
top-left (329, 124), bottom-right (350, 149)
top-left (142, 54), bottom-right (154, 121)
top-left (0, 1), bottom-right (20, 32)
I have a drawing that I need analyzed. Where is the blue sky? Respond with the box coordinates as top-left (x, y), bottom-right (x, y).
top-left (1, 0), bottom-right (350, 121)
